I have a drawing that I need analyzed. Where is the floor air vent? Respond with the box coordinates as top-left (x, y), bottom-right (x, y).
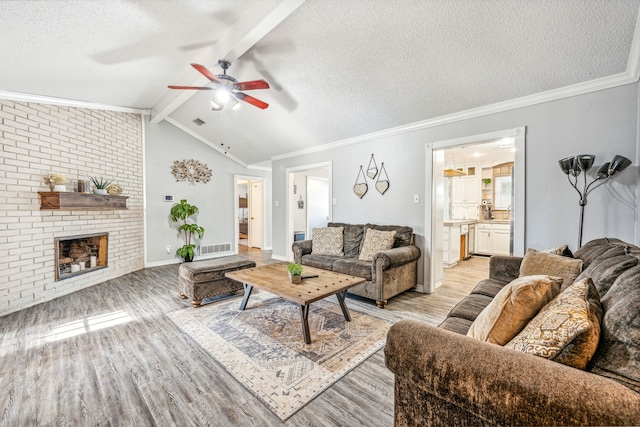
top-left (200, 243), bottom-right (232, 255)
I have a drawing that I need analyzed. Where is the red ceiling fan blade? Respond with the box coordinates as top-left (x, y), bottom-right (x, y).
top-left (191, 63), bottom-right (220, 83)
top-left (235, 92), bottom-right (269, 109)
top-left (168, 85), bottom-right (213, 90)
top-left (235, 80), bottom-right (270, 91)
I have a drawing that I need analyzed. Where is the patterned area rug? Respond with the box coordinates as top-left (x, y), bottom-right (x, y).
top-left (168, 290), bottom-right (392, 421)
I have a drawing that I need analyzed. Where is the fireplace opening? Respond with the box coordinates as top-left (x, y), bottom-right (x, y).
top-left (55, 233), bottom-right (108, 281)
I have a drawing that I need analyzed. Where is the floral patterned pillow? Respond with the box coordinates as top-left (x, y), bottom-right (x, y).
top-left (358, 229), bottom-right (397, 261)
top-left (505, 278), bottom-right (603, 370)
top-left (311, 227), bottom-right (344, 256)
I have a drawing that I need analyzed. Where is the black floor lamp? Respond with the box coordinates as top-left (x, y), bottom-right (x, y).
top-left (558, 154), bottom-right (632, 248)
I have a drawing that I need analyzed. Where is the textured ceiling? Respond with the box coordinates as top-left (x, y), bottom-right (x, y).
top-left (2, 0), bottom-right (639, 165)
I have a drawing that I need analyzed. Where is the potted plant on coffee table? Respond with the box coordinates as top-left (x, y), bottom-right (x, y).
top-left (287, 263), bottom-right (303, 284)
top-left (170, 199), bottom-right (205, 262)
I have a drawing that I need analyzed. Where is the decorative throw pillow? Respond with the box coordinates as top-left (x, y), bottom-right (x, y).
top-left (358, 228), bottom-right (396, 261)
top-left (574, 253), bottom-right (638, 297)
top-left (311, 227), bottom-right (344, 256)
top-left (542, 244), bottom-right (573, 258)
top-left (505, 278), bottom-right (603, 370)
top-left (519, 248), bottom-right (583, 290)
top-left (467, 275), bottom-right (563, 345)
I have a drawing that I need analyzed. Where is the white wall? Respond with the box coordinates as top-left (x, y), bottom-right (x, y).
top-left (144, 119), bottom-right (272, 265)
top-left (272, 83), bottom-right (639, 286)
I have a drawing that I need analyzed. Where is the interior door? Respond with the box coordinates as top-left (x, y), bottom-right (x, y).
top-left (306, 177), bottom-right (329, 239)
top-left (249, 181), bottom-right (263, 249)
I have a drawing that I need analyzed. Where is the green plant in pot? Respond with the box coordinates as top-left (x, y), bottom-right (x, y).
top-left (90, 177), bottom-right (113, 195)
top-left (170, 199), bottom-right (205, 262)
top-left (287, 263), bottom-right (303, 284)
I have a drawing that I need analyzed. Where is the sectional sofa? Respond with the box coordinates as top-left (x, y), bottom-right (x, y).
top-left (385, 238), bottom-right (640, 426)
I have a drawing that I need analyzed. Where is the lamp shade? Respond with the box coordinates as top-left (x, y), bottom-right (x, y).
top-left (609, 155), bottom-right (632, 174)
top-left (558, 156), bottom-right (575, 175)
top-left (576, 154), bottom-right (595, 172)
top-left (596, 162), bottom-right (610, 179)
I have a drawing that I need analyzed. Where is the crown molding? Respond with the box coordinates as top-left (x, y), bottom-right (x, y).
top-left (272, 69), bottom-right (639, 162)
top-left (247, 164), bottom-right (273, 172)
top-left (163, 117), bottom-right (248, 168)
top-left (0, 90), bottom-right (150, 115)
top-left (272, 9), bottom-right (640, 162)
top-left (628, 8), bottom-right (640, 82)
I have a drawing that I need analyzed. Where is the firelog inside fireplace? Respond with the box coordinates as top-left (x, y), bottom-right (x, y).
top-left (55, 233), bottom-right (108, 281)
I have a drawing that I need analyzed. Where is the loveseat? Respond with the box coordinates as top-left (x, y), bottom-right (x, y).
top-left (292, 222), bottom-right (421, 308)
top-left (385, 238), bottom-right (640, 426)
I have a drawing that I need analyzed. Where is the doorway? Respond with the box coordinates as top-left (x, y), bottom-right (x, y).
top-left (306, 177), bottom-right (329, 239)
top-left (235, 175), bottom-right (265, 251)
top-left (249, 180), bottom-right (264, 249)
top-left (425, 127), bottom-right (526, 293)
top-left (285, 161), bottom-right (332, 261)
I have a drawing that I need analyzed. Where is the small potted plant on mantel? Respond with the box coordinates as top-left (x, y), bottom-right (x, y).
top-left (90, 177), bottom-right (113, 195)
top-left (287, 263), bottom-right (303, 284)
top-left (170, 199), bottom-right (205, 262)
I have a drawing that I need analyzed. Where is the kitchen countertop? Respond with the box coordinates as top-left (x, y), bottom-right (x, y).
top-left (443, 219), bottom-right (477, 226)
top-left (444, 219), bottom-right (511, 226)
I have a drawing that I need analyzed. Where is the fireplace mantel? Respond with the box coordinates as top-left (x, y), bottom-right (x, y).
top-left (38, 192), bottom-right (128, 210)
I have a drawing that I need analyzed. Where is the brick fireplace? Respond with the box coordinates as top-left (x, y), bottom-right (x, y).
top-left (55, 233), bottom-right (108, 281)
top-left (0, 100), bottom-right (144, 316)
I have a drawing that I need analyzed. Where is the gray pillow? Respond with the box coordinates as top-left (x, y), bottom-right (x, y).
top-left (311, 227), bottom-right (344, 256)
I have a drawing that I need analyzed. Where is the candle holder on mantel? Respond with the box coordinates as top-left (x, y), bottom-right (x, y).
top-left (558, 154), bottom-right (632, 248)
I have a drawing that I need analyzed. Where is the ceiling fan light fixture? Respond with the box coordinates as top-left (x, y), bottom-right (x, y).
top-left (211, 99), bottom-right (222, 111)
top-left (169, 60), bottom-right (269, 111)
top-left (217, 89), bottom-right (230, 103)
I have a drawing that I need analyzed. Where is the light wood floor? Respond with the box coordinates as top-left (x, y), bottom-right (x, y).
top-left (0, 249), bottom-right (488, 426)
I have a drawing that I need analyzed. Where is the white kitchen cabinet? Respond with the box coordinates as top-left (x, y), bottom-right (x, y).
top-left (442, 224), bottom-right (461, 268)
top-left (492, 225), bottom-right (511, 255)
top-left (452, 177), bottom-right (480, 204)
top-left (474, 223), bottom-right (510, 255)
top-left (476, 224), bottom-right (492, 254)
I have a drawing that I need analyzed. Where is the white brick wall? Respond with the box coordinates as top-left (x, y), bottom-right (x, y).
top-left (0, 100), bottom-right (144, 315)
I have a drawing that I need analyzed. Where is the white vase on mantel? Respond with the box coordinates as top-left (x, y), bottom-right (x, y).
top-left (53, 184), bottom-right (66, 192)
top-left (94, 189), bottom-right (108, 195)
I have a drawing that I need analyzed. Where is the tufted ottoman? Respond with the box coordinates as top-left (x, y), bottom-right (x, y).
top-left (178, 256), bottom-right (256, 307)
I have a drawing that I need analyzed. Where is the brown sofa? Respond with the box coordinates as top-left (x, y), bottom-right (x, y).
top-left (292, 222), bottom-right (421, 308)
top-left (385, 238), bottom-right (640, 426)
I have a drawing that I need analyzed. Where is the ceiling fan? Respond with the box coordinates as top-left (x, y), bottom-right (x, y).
top-left (168, 59), bottom-right (270, 110)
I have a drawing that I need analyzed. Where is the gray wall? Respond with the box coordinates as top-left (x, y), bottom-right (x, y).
top-left (272, 83), bottom-right (639, 285)
top-left (144, 118), bottom-right (272, 265)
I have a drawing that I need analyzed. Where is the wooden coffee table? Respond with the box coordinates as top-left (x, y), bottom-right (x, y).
top-left (225, 263), bottom-right (365, 344)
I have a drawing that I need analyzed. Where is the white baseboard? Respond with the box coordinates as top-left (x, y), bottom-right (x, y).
top-left (145, 258), bottom-right (180, 268)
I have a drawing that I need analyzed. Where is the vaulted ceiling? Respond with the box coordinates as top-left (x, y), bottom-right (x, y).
top-left (2, 1), bottom-right (639, 166)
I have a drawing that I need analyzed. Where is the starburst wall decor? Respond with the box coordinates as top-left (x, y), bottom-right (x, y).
top-left (171, 159), bottom-right (212, 185)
